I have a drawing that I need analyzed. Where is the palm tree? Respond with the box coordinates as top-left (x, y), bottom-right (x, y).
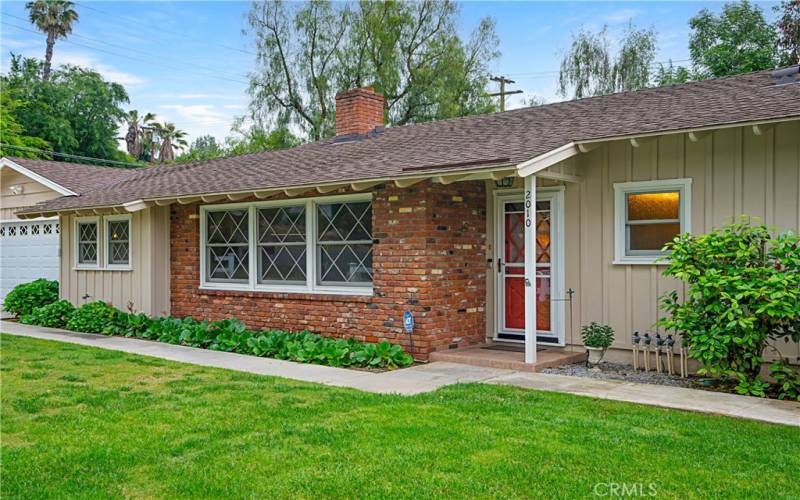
top-left (26, 0), bottom-right (79, 80)
top-left (121, 110), bottom-right (155, 160)
top-left (154, 122), bottom-right (188, 163)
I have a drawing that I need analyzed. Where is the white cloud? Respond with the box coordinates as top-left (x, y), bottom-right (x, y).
top-left (51, 51), bottom-right (146, 86)
top-left (221, 103), bottom-right (245, 110)
top-left (600, 8), bottom-right (640, 24)
top-left (160, 104), bottom-right (230, 126)
top-left (157, 93), bottom-right (245, 100)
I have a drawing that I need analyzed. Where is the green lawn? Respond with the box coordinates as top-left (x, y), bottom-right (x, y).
top-left (2, 334), bottom-right (798, 499)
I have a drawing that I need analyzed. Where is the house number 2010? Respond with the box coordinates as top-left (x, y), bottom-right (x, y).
top-left (524, 189), bottom-right (532, 227)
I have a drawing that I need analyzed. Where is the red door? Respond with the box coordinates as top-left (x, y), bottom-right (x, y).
top-left (501, 199), bottom-right (552, 334)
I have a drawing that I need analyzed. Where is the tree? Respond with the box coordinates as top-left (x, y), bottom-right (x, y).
top-left (775, 0), bottom-right (800, 66)
top-left (654, 60), bottom-right (694, 86)
top-left (177, 135), bottom-right (225, 163)
top-left (225, 123), bottom-right (301, 156)
top-left (658, 220), bottom-right (800, 399)
top-left (245, 0), bottom-right (498, 141)
top-left (25, 0), bottom-right (79, 80)
top-left (558, 24), bottom-right (657, 99)
top-left (121, 110), bottom-right (156, 160)
top-left (2, 54), bottom-right (129, 161)
top-left (688, 1), bottom-right (780, 78)
top-left (153, 122), bottom-right (188, 163)
top-left (0, 91), bottom-right (52, 158)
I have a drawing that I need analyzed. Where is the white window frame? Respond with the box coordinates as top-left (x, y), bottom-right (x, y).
top-left (199, 193), bottom-right (373, 296)
top-left (613, 178), bottom-right (692, 265)
top-left (74, 216), bottom-right (100, 269)
top-left (104, 214), bottom-right (133, 270)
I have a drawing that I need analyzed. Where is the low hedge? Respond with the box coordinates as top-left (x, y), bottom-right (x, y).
top-left (22, 300), bottom-right (413, 370)
top-left (4, 279), bottom-right (59, 317)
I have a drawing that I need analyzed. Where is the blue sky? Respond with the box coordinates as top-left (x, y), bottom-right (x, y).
top-left (0, 1), bottom-right (781, 148)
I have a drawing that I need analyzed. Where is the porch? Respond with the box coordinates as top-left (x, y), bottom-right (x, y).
top-left (430, 343), bottom-right (586, 372)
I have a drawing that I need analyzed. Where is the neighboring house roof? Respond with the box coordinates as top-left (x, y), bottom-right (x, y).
top-left (1, 157), bottom-right (138, 196)
top-left (17, 67), bottom-right (800, 216)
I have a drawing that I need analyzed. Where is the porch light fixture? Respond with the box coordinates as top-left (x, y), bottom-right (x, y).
top-left (9, 184), bottom-right (24, 195)
top-left (494, 176), bottom-right (514, 188)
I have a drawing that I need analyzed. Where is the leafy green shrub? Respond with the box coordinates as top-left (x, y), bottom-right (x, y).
top-left (66, 301), bottom-right (124, 333)
top-left (3, 279), bottom-right (59, 317)
top-left (208, 318), bottom-right (251, 352)
top-left (770, 359), bottom-right (800, 401)
top-left (581, 322), bottom-right (615, 349)
top-left (658, 220), bottom-right (800, 397)
top-left (20, 299), bottom-right (75, 328)
top-left (51, 299), bottom-right (413, 370)
top-left (353, 340), bottom-right (413, 369)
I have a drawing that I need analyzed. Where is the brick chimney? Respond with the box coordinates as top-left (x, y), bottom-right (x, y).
top-left (335, 86), bottom-right (385, 137)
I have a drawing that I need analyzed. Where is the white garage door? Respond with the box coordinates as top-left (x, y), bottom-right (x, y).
top-left (0, 219), bottom-right (60, 308)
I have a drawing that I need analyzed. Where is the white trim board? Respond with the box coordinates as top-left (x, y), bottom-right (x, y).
top-left (0, 157), bottom-right (77, 196)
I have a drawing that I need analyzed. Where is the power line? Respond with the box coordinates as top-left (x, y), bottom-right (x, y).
top-left (2, 21), bottom-right (252, 87)
top-left (3, 12), bottom-right (252, 83)
top-left (0, 144), bottom-right (143, 168)
top-left (74, 1), bottom-right (257, 57)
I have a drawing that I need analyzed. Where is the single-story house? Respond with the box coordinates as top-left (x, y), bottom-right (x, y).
top-left (12, 66), bottom-right (800, 365)
top-left (0, 157), bottom-right (135, 311)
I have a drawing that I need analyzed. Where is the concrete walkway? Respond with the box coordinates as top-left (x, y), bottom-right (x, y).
top-left (3, 321), bottom-right (799, 427)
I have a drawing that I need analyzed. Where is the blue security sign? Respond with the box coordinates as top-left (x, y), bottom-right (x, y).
top-left (403, 311), bottom-right (414, 333)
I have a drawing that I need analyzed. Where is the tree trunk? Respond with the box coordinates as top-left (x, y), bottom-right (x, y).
top-left (43, 31), bottom-right (56, 80)
top-left (125, 126), bottom-right (138, 157)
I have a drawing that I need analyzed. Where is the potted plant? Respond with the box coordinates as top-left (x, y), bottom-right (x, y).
top-left (581, 322), bottom-right (615, 366)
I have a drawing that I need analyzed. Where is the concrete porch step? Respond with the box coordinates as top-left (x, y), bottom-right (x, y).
top-left (429, 344), bottom-right (586, 372)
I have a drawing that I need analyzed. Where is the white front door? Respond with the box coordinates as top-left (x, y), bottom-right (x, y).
top-left (494, 189), bottom-right (564, 345)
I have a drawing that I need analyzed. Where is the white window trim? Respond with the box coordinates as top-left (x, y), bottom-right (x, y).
top-left (74, 216), bottom-right (101, 269)
top-left (104, 214), bottom-right (133, 270)
top-left (613, 178), bottom-right (692, 265)
top-left (199, 193), bottom-right (373, 296)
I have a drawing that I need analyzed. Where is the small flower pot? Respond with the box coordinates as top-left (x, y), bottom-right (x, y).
top-left (586, 346), bottom-right (606, 366)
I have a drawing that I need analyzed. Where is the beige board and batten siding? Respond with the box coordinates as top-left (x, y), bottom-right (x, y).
top-left (0, 168), bottom-right (62, 220)
top-left (565, 121), bottom-right (799, 361)
top-left (60, 205), bottom-right (171, 316)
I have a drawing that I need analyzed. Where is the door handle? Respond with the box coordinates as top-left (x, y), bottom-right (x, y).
top-left (497, 258), bottom-right (503, 273)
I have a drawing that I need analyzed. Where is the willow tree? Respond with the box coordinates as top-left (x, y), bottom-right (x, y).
top-left (558, 24), bottom-right (656, 99)
top-left (245, 0), bottom-right (498, 141)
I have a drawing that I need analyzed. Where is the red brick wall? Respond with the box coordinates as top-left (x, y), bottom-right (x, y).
top-left (334, 87), bottom-right (384, 136)
top-left (170, 180), bottom-right (486, 359)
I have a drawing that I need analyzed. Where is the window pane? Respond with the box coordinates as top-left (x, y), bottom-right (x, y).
top-left (319, 243), bottom-right (372, 284)
top-left (316, 201), bottom-right (372, 286)
top-left (627, 191), bottom-right (679, 221)
top-left (205, 209), bottom-right (250, 283)
top-left (207, 209), bottom-right (248, 244)
top-left (258, 206), bottom-right (305, 243)
top-left (207, 246), bottom-right (249, 282)
top-left (628, 222), bottom-right (681, 251)
top-left (259, 245), bottom-right (306, 283)
top-left (317, 201), bottom-right (372, 242)
top-left (108, 220), bottom-right (130, 265)
top-left (78, 222), bottom-right (98, 264)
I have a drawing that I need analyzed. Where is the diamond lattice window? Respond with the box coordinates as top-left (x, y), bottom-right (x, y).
top-left (257, 205), bottom-right (306, 283)
top-left (78, 222), bottom-right (98, 265)
top-left (107, 219), bottom-right (130, 265)
top-left (316, 201), bottom-right (373, 284)
top-left (206, 209), bottom-right (249, 283)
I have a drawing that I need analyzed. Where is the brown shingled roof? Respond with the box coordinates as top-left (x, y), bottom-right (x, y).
top-left (18, 67), bottom-right (800, 215)
top-left (5, 157), bottom-right (139, 194)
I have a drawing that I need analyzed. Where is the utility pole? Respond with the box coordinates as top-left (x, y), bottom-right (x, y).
top-left (489, 75), bottom-right (523, 112)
